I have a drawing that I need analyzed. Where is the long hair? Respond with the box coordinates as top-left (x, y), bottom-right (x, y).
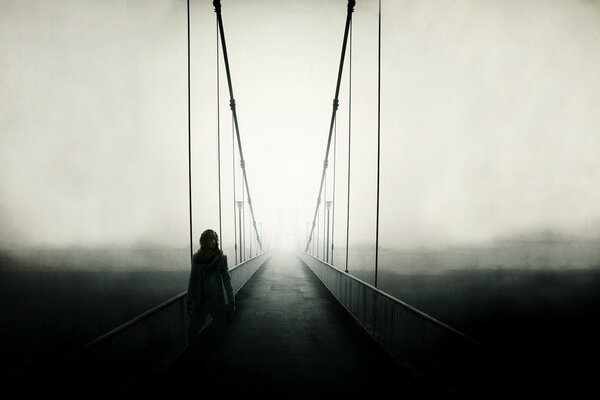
top-left (199, 229), bottom-right (219, 252)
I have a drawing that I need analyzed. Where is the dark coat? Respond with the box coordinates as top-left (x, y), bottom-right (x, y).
top-left (186, 250), bottom-right (234, 312)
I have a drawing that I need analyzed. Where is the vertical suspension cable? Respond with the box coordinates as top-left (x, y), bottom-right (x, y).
top-left (242, 173), bottom-right (246, 261)
top-left (332, 115), bottom-right (337, 265)
top-left (216, 17), bottom-right (223, 251)
top-left (345, 19), bottom-right (353, 273)
top-left (187, 0), bottom-right (193, 263)
top-left (374, 0), bottom-right (382, 288)
top-left (323, 173), bottom-right (327, 260)
top-left (326, 198), bottom-right (330, 263)
top-left (232, 113), bottom-right (237, 264)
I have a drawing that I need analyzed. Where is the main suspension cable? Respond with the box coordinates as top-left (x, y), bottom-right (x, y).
top-left (214, 0), bottom-right (263, 252)
top-left (306, 0), bottom-right (356, 253)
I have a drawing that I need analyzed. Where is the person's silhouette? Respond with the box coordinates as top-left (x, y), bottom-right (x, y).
top-left (186, 229), bottom-right (235, 368)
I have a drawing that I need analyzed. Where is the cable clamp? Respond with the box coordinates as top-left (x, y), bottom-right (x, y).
top-left (347, 0), bottom-right (356, 13)
top-left (230, 99), bottom-right (236, 111)
top-left (323, 160), bottom-right (329, 169)
top-left (332, 99), bottom-right (339, 111)
top-left (213, 0), bottom-right (222, 13)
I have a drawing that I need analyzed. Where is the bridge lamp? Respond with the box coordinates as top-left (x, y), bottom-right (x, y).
top-left (236, 201), bottom-right (244, 262)
top-left (325, 201), bottom-right (333, 263)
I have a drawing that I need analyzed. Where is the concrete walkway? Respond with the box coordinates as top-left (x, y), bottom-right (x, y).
top-left (146, 253), bottom-right (419, 396)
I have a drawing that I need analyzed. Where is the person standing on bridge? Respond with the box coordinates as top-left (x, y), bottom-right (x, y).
top-left (186, 229), bottom-right (235, 363)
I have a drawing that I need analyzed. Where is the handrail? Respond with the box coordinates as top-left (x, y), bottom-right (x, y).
top-left (84, 292), bottom-right (186, 350)
top-left (303, 253), bottom-right (482, 347)
top-left (83, 252), bottom-right (267, 350)
top-left (299, 252), bottom-right (486, 394)
top-left (76, 252), bottom-right (271, 393)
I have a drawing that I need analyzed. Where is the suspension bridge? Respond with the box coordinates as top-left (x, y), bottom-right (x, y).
top-left (18, 1), bottom-right (488, 396)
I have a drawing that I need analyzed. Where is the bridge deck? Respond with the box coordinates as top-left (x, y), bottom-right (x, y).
top-left (142, 253), bottom-right (420, 396)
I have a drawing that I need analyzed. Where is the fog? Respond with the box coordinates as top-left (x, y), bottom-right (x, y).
top-left (2, 0), bottom-right (600, 260)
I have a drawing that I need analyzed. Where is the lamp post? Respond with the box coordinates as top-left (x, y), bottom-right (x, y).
top-left (316, 202), bottom-right (320, 259)
top-left (322, 199), bottom-right (327, 261)
top-left (242, 198), bottom-right (246, 262)
top-left (310, 223), bottom-right (315, 257)
top-left (260, 222), bottom-right (264, 253)
top-left (306, 222), bottom-right (309, 254)
top-left (313, 222), bottom-right (316, 256)
top-left (236, 200), bottom-right (243, 262)
top-left (249, 214), bottom-right (253, 258)
top-left (325, 200), bottom-right (333, 263)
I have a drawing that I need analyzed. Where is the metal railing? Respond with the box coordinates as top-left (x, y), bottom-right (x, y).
top-left (298, 252), bottom-right (486, 394)
top-left (80, 252), bottom-right (271, 384)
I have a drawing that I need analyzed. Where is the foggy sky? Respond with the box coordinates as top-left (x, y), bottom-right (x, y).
top-left (2, 0), bottom-right (600, 251)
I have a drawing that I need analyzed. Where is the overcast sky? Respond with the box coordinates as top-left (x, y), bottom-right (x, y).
top-left (2, 0), bottom-right (600, 252)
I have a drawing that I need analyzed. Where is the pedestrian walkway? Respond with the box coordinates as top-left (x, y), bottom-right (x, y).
top-left (143, 252), bottom-right (420, 396)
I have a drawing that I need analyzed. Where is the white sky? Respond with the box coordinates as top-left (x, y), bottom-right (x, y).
top-left (2, 0), bottom-right (600, 251)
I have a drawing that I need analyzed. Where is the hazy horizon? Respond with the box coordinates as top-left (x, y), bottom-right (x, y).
top-left (2, 0), bottom-right (600, 256)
